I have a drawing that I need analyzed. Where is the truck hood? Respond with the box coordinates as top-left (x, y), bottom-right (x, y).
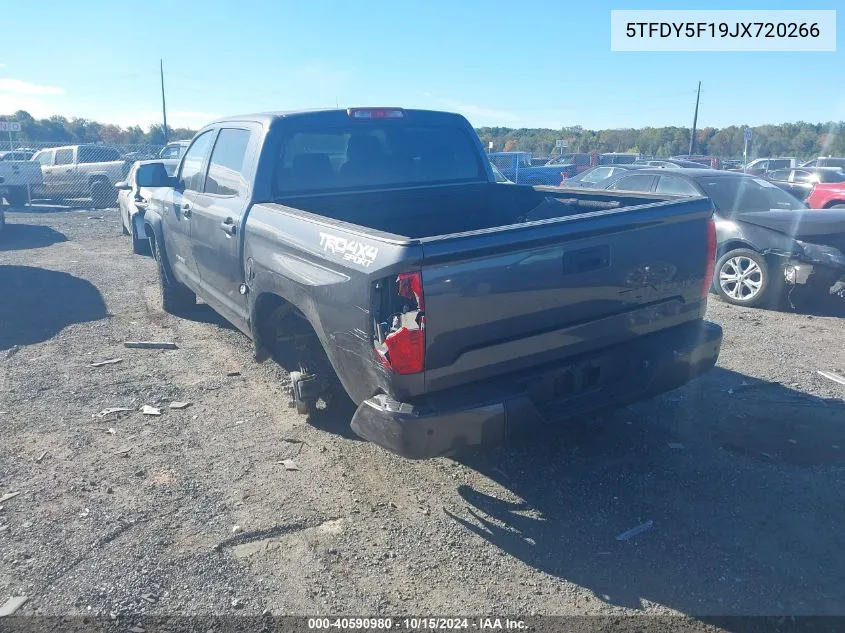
top-left (735, 209), bottom-right (845, 239)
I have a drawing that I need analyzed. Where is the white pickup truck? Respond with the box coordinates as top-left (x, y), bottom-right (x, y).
top-left (0, 158), bottom-right (44, 207)
top-left (31, 144), bottom-right (130, 207)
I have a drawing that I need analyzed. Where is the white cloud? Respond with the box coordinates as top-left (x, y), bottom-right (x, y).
top-left (0, 78), bottom-right (64, 96)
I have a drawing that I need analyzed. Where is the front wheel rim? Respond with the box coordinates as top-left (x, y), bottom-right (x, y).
top-left (719, 256), bottom-right (763, 301)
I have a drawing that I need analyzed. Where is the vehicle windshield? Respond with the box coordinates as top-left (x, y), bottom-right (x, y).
top-left (273, 123), bottom-right (485, 194)
top-left (697, 176), bottom-right (807, 212)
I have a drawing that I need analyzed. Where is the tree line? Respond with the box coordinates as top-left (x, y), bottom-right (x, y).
top-left (4, 110), bottom-right (196, 146)
top-left (4, 110), bottom-right (844, 159)
top-left (478, 121), bottom-right (845, 159)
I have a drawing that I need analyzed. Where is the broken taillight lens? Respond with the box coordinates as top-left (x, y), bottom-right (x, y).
top-left (383, 326), bottom-right (425, 374)
top-left (397, 271), bottom-right (424, 311)
top-left (702, 217), bottom-right (716, 300)
top-left (376, 271), bottom-right (425, 375)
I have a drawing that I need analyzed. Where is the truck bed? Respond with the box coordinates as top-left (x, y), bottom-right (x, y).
top-left (253, 184), bottom-right (714, 401)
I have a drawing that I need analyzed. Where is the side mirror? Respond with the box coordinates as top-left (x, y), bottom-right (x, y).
top-left (136, 162), bottom-right (176, 188)
top-left (114, 181), bottom-right (131, 190)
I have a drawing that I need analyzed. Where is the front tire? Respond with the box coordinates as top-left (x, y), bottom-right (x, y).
top-left (714, 248), bottom-right (770, 307)
top-left (5, 187), bottom-right (28, 208)
top-left (90, 180), bottom-right (117, 209)
top-left (829, 204), bottom-right (845, 209)
top-left (155, 244), bottom-right (195, 315)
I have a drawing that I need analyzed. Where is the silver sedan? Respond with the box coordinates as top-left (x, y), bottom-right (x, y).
top-left (116, 159), bottom-right (178, 254)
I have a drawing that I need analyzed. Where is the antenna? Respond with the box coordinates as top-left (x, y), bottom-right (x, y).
top-left (160, 59), bottom-right (169, 144)
top-left (689, 81), bottom-right (701, 156)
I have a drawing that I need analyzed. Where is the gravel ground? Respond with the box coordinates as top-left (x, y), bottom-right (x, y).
top-left (1, 205), bottom-right (844, 619)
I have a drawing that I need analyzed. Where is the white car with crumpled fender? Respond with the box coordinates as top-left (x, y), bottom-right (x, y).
top-left (115, 159), bottom-right (178, 254)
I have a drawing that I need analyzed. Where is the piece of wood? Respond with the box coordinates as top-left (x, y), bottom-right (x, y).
top-left (123, 341), bottom-right (179, 350)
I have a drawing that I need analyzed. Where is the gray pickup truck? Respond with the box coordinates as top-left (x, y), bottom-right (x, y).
top-left (136, 107), bottom-right (722, 459)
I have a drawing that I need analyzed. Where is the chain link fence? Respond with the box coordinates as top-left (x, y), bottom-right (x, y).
top-left (1, 142), bottom-right (167, 209)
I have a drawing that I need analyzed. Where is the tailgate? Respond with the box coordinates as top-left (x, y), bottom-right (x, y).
top-left (0, 163), bottom-right (43, 187)
top-left (420, 197), bottom-right (714, 393)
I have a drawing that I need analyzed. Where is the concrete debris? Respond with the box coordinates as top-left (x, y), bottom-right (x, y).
top-left (277, 459), bottom-right (300, 471)
top-left (89, 358), bottom-right (123, 368)
top-left (0, 492), bottom-right (21, 503)
top-left (94, 407), bottom-right (132, 419)
top-left (123, 341), bottom-right (179, 350)
top-left (0, 596), bottom-right (29, 616)
top-left (818, 370), bottom-right (845, 387)
top-left (169, 401), bottom-right (191, 409)
top-left (140, 405), bottom-right (161, 416)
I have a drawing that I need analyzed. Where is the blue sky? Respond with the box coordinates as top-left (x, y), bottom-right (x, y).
top-left (0, 0), bottom-right (842, 131)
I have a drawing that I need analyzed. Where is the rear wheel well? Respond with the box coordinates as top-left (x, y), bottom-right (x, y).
top-left (252, 294), bottom-right (324, 370)
top-left (717, 240), bottom-right (755, 258)
top-left (823, 200), bottom-right (845, 208)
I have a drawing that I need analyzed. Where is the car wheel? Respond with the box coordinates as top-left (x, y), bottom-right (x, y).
top-left (829, 204), bottom-right (845, 209)
top-left (714, 248), bottom-right (770, 307)
top-left (5, 187), bottom-right (28, 208)
top-left (155, 243), bottom-right (196, 315)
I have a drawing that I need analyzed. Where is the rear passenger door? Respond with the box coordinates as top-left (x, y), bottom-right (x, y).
top-left (189, 125), bottom-right (259, 328)
top-left (49, 148), bottom-right (76, 198)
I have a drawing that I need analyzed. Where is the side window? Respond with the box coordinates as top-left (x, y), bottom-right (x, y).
top-left (767, 169), bottom-right (790, 181)
top-left (162, 145), bottom-right (180, 159)
top-left (36, 151), bottom-right (54, 166)
top-left (754, 160), bottom-right (768, 171)
top-left (792, 170), bottom-right (814, 183)
top-left (55, 149), bottom-right (73, 166)
top-left (607, 174), bottom-right (655, 192)
top-left (179, 131), bottom-right (214, 192)
top-left (582, 167), bottom-right (612, 183)
top-left (204, 128), bottom-right (252, 197)
top-left (655, 176), bottom-right (700, 196)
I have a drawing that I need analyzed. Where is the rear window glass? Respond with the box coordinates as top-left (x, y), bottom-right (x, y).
top-left (78, 146), bottom-right (121, 163)
top-left (818, 170), bottom-right (845, 183)
top-left (697, 176), bottom-right (806, 212)
top-left (273, 123), bottom-right (485, 194)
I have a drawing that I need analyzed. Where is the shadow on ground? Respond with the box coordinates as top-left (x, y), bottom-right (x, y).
top-left (0, 265), bottom-right (108, 349)
top-left (443, 367), bottom-right (845, 618)
top-left (187, 303), bottom-right (237, 330)
top-left (0, 223), bottom-right (68, 251)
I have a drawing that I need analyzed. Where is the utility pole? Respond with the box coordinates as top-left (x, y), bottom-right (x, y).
top-left (160, 59), bottom-right (169, 144)
top-left (688, 81), bottom-right (701, 156)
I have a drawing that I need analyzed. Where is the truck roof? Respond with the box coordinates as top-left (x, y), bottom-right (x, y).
top-left (204, 108), bottom-right (470, 128)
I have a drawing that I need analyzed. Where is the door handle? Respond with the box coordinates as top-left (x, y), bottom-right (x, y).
top-left (181, 202), bottom-right (192, 218)
top-left (220, 218), bottom-right (237, 236)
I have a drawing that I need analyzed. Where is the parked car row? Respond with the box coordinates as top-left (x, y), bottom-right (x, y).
top-left (0, 140), bottom-right (192, 209)
top-left (566, 167), bottom-right (845, 308)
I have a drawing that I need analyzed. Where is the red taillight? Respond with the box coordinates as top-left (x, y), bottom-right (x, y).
top-left (347, 108), bottom-right (405, 119)
top-left (397, 271), bottom-right (424, 311)
top-left (376, 271), bottom-right (425, 375)
top-left (382, 327), bottom-right (425, 374)
top-left (702, 217), bottom-right (717, 300)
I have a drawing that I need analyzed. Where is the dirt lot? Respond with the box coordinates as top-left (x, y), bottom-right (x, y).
top-left (1, 205), bottom-right (845, 619)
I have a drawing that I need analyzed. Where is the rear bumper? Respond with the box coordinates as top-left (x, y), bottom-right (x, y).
top-left (351, 320), bottom-right (723, 459)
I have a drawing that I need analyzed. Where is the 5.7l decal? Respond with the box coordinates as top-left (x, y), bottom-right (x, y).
top-left (319, 233), bottom-right (379, 268)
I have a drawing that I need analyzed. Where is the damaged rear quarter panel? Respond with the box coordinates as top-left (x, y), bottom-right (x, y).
top-left (243, 203), bottom-right (425, 404)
